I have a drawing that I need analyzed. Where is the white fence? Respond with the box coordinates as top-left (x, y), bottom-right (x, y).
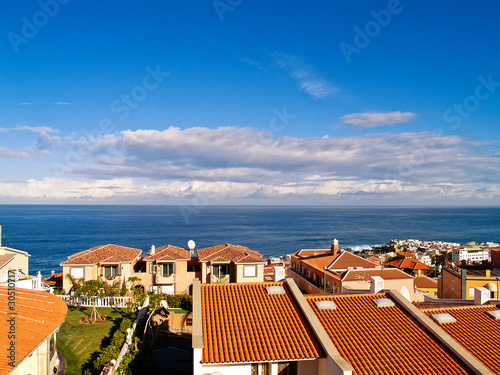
top-left (56, 295), bottom-right (133, 308)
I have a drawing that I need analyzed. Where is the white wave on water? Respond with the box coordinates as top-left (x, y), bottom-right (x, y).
top-left (347, 244), bottom-right (383, 252)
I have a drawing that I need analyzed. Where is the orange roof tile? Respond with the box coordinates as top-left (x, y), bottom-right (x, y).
top-left (306, 293), bottom-right (471, 375)
top-left (142, 244), bottom-right (190, 262)
top-left (43, 272), bottom-right (63, 286)
top-left (367, 256), bottom-right (381, 264)
top-left (0, 286), bottom-right (67, 374)
top-left (59, 244), bottom-right (142, 265)
top-left (419, 304), bottom-right (500, 374)
top-left (296, 249), bottom-right (331, 258)
top-left (327, 251), bottom-right (379, 270)
top-left (201, 282), bottom-right (324, 364)
top-left (341, 268), bottom-right (414, 282)
top-left (385, 257), bottom-right (429, 271)
top-left (414, 275), bottom-right (438, 289)
top-left (197, 243), bottom-right (265, 264)
top-left (0, 254), bottom-right (15, 269)
top-left (396, 251), bottom-right (415, 257)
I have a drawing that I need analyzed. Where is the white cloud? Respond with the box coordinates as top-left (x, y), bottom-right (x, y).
top-left (273, 52), bottom-right (338, 99)
top-left (340, 111), bottom-right (418, 128)
top-left (0, 147), bottom-right (30, 159)
top-left (48, 102), bottom-right (71, 105)
top-left (3, 126), bottom-right (499, 204)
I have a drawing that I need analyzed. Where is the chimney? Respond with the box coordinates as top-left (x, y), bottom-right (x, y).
top-left (371, 276), bottom-right (385, 293)
top-left (151, 245), bottom-right (155, 255)
top-left (331, 238), bottom-right (341, 256)
top-left (474, 287), bottom-right (490, 305)
top-left (51, 270), bottom-right (55, 276)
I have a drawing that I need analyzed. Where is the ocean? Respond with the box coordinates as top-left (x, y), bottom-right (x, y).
top-left (0, 205), bottom-right (498, 276)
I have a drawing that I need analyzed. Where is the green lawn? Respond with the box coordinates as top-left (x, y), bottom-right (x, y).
top-left (57, 306), bottom-right (135, 375)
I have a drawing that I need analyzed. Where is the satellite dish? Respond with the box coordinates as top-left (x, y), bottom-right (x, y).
top-left (188, 240), bottom-right (196, 250)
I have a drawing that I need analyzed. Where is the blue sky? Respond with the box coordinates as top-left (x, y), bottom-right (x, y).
top-left (1, 1), bottom-right (499, 205)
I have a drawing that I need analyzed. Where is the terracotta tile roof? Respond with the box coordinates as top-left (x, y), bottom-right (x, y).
top-left (414, 275), bottom-right (438, 289)
top-left (43, 272), bottom-right (63, 287)
top-left (197, 243), bottom-right (266, 264)
top-left (142, 245), bottom-right (190, 262)
top-left (419, 304), bottom-right (500, 374)
top-left (0, 254), bottom-right (15, 269)
top-left (341, 268), bottom-right (414, 282)
top-left (201, 282), bottom-right (324, 364)
top-left (59, 244), bottom-right (142, 265)
top-left (299, 251), bottom-right (379, 274)
top-left (396, 251), bottom-right (415, 257)
top-left (385, 257), bottom-right (430, 271)
top-left (328, 251), bottom-right (379, 270)
top-left (367, 256), bottom-right (381, 264)
top-left (0, 286), bottom-right (67, 374)
top-left (306, 293), bottom-right (471, 375)
top-left (296, 248), bottom-right (331, 258)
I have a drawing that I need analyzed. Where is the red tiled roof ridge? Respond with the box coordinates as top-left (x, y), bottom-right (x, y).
top-left (327, 250), bottom-right (378, 269)
top-left (417, 303), bottom-right (498, 312)
top-left (60, 244), bottom-right (142, 265)
top-left (197, 243), bottom-right (265, 263)
top-left (143, 244), bottom-right (190, 261)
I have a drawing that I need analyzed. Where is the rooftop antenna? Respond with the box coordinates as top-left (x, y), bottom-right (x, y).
top-left (188, 240), bottom-right (196, 257)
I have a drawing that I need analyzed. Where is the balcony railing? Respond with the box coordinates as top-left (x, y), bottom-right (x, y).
top-left (211, 274), bottom-right (230, 283)
top-left (57, 295), bottom-right (133, 308)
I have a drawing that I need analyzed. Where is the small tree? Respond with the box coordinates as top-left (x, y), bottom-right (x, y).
top-left (143, 293), bottom-right (169, 345)
top-left (80, 279), bottom-right (107, 322)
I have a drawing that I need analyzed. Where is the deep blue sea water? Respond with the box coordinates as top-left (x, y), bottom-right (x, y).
top-left (0, 205), bottom-right (499, 276)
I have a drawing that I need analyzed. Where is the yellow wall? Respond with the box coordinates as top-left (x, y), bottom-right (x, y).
top-left (0, 248), bottom-right (30, 275)
top-left (234, 264), bottom-right (264, 283)
top-left (10, 334), bottom-right (55, 375)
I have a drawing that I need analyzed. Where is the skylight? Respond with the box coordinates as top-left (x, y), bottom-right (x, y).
top-left (373, 298), bottom-right (395, 307)
top-left (315, 300), bottom-right (337, 310)
top-left (486, 310), bottom-right (500, 320)
top-left (266, 286), bottom-right (285, 295)
top-left (431, 313), bottom-right (456, 324)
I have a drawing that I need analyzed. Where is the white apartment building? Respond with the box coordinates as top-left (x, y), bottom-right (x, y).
top-left (451, 246), bottom-right (490, 263)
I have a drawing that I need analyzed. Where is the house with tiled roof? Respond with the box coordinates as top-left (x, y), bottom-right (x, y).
top-left (384, 250), bottom-right (430, 275)
top-left (141, 244), bottom-right (196, 294)
top-left (0, 286), bottom-right (67, 375)
top-left (193, 277), bottom-right (500, 375)
top-left (192, 279), bottom-right (336, 375)
top-left (0, 226), bottom-right (30, 284)
top-left (59, 244), bottom-right (142, 293)
top-left (196, 243), bottom-right (266, 283)
top-left (414, 274), bottom-right (438, 297)
top-left (288, 239), bottom-right (418, 300)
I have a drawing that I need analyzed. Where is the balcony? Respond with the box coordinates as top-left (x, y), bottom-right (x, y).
top-left (211, 274), bottom-right (230, 283)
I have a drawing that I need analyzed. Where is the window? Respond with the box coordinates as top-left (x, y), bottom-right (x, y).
top-left (244, 265), bottom-right (257, 277)
top-left (212, 264), bottom-right (228, 277)
top-left (186, 318), bottom-right (193, 326)
top-left (261, 363), bottom-right (270, 375)
top-left (162, 263), bottom-right (174, 277)
top-left (150, 264), bottom-right (156, 274)
top-left (70, 267), bottom-right (84, 279)
top-left (103, 265), bottom-right (118, 278)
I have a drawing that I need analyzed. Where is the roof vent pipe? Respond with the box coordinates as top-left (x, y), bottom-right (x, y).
top-left (151, 245), bottom-right (155, 255)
